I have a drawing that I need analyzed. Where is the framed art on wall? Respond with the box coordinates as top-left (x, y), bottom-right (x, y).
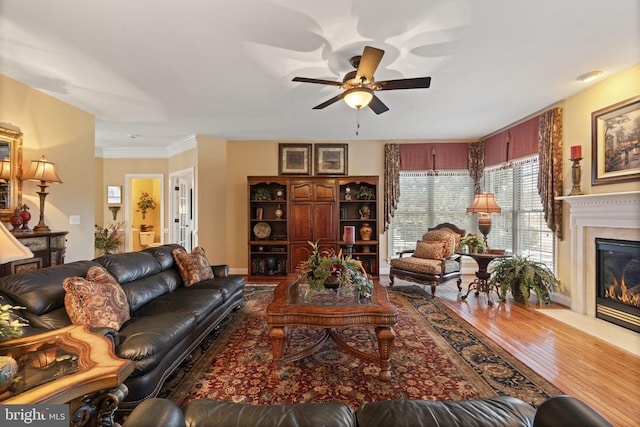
top-left (314, 144), bottom-right (348, 175)
top-left (278, 143), bottom-right (311, 175)
top-left (592, 96), bottom-right (640, 185)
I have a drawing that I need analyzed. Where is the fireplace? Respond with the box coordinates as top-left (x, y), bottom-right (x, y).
top-left (595, 238), bottom-right (640, 333)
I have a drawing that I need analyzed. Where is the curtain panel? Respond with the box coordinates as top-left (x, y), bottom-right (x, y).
top-left (383, 144), bottom-right (401, 232)
top-left (468, 141), bottom-right (484, 193)
top-left (538, 107), bottom-right (564, 240)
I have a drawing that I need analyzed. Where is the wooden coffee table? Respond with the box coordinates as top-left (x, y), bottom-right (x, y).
top-left (266, 274), bottom-right (398, 381)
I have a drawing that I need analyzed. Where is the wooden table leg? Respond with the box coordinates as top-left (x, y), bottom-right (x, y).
top-left (375, 327), bottom-right (395, 381)
top-left (268, 326), bottom-right (285, 380)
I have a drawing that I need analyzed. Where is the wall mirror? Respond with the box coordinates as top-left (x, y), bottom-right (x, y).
top-left (0, 126), bottom-right (23, 222)
top-left (107, 185), bottom-right (122, 204)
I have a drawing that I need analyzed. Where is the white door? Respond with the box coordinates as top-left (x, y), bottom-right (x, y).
top-left (170, 171), bottom-right (194, 251)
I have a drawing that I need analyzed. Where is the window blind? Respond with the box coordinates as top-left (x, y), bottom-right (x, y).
top-left (391, 171), bottom-right (474, 255)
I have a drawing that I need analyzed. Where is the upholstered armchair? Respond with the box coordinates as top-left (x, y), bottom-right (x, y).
top-left (389, 223), bottom-right (465, 296)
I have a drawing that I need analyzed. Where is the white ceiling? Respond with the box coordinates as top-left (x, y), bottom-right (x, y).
top-left (1, 0), bottom-right (638, 156)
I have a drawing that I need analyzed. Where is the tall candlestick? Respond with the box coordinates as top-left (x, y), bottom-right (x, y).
top-left (344, 226), bottom-right (355, 244)
top-left (570, 145), bottom-right (582, 159)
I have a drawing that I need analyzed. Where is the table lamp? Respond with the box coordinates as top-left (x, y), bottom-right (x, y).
top-left (22, 156), bottom-right (62, 232)
top-left (467, 193), bottom-right (502, 243)
top-left (0, 221), bottom-right (33, 264)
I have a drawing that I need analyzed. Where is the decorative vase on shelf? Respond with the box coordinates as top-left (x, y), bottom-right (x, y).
top-left (19, 204), bottom-right (31, 231)
top-left (359, 204), bottom-right (371, 219)
top-left (9, 207), bottom-right (22, 232)
top-left (0, 356), bottom-right (18, 392)
top-left (275, 205), bottom-right (284, 219)
top-left (359, 223), bottom-right (372, 241)
top-left (265, 257), bottom-right (277, 275)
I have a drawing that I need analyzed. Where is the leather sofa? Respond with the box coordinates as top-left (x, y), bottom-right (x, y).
top-left (0, 244), bottom-right (245, 410)
top-left (122, 395), bottom-right (613, 427)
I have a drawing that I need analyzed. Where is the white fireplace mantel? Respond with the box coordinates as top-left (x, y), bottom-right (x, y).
top-left (557, 191), bottom-right (640, 315)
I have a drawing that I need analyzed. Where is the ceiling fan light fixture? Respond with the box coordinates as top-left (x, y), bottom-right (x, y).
top-left (343, 87), bottom-right (373, 109)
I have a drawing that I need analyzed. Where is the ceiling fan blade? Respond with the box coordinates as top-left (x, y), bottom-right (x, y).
top-left (355, 46), bottom-right (384, 83)
top-left (368, 95), bottom-right (389, 115)
top-left (292, 77), bottom-right (343, 86)
top-left (313, 93), bottom-right (344, 110)
top-left (374, 77), bottom-right (431, 91)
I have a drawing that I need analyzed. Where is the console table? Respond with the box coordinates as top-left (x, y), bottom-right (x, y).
top-left (0, 230), bottom-right (68, 276)
top-left (459, 252), bottom-right (510, 306)
top-left (0, 325), bottom-right (133, 427)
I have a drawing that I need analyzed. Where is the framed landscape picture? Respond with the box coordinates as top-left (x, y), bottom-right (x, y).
top-left (592, 96), bottom-right (640, 185)
top-left (278, 143), bottom-right (311, 175)
top-left (314, 144), bottom-right (348, 175)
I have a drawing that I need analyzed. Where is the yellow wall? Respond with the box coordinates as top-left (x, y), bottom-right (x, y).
top-left (555, 64), bottom-right (640, 297)
top-left (0, 74), bottom-right (95, 262)
top-left (196, 135), bottom-right (228, 264)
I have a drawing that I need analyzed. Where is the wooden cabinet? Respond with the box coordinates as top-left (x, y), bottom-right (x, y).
top-left (338, 178), bottom-right (379, 276)
top-left (248, 176), bottom-right (379, 279)
top-left (248, 179), bottom-right (289, 276)
top-left (1, 230), bottom-right (68, 276)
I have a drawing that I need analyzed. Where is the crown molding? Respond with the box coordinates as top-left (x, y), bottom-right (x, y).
top-left (95, 135), bottom-right (197, 159)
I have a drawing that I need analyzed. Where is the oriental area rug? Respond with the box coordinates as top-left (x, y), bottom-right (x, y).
top-left (158, 285), bottom-right (559, 409)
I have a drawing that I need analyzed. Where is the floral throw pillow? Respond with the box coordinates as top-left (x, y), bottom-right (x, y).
top-left (172, 246), bottom-right (214, 287)
top-left (63, 266), bottom-right (130, 330)
top-left (412, 240), bottom-right (446, 260)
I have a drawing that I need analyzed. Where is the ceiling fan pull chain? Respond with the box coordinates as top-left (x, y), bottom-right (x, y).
top-left (356, 107), bottom-right (361, 136)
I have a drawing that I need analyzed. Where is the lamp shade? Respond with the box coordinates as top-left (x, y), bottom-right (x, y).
top-left (466, 193), bottom-right (502, 214)
top-left (0, 221), bottom-right (33, 264)
top-left (0, 157), bottom-right (10, 181)
top-left (22, 156), bottom-right (62, 184)
top-left (343, 87), bottom-right (373, 109)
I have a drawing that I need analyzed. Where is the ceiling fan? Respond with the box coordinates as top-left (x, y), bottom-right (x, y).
top-left (292, 46), bottom-right (431, 114)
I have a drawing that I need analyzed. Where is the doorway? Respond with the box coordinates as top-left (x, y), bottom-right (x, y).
top-left (124, 174), bottom-right (164, 252)
top-left (169, 167), bottom-right (195, 252)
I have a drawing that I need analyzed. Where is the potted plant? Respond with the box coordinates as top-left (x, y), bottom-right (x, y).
top-left (252, 188), bottom-right (273, 200)
top-left (0, 300), bottom-right (27, 342)
top-left (355, 185), bottom-right (375, 200)
top-left (137, 192), bottom-right (157, 219)
top-left (95, 222), bottom-right (123, 255)
top-left (296, 241), bottom-right (373, 298)
top-left (456, 234), bottom-right (487, 254)
top-left (489, 256), bottom-right (560, 308)
top-left (0, 301), bottom-right (26, 391)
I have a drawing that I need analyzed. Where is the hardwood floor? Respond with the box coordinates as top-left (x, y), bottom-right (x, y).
top-left (380, 275), bottom-right (640, 427)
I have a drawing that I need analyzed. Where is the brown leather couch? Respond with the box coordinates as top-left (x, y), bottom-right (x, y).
top-left (122, 395), bottom-right (613, 427)
top-left (0, 244), bottom-right (245, 410)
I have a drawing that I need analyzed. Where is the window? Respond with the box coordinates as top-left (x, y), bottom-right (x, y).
top-left (482, 156), bottom-right (555, 270)
top-left (390, 157), bottom-right (555, 273)
top-left (390, 171), bottom-right (475, 254)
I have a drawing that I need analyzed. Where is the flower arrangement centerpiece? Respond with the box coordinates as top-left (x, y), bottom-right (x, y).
top-left (95, 221), bottom-right (124, 255)
top-left (0, 299), bottom-right (27, 342)
top-left (137, 192), bottom-right (157, 219)
top-left (456, 234), bottom-right (487, 254)
top-left (296, 241), bottom-right (374, 298)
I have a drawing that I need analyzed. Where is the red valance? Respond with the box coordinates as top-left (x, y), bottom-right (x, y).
top-left (484, 116), bottom-right (540, 167)
top-left (399, 143), bottom-right (469, 170)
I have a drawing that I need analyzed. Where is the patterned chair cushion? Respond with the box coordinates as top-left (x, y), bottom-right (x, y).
top-left (413, 240), bottom-right (447, 260)
top-left (422, 230), bottom-right (456, 257)
top-left (389, 257), bottom-right (443, 275)
top-left (63, 265), bottom-right (131, 330)
top-left (172, 246), bottom-right (214, 287)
